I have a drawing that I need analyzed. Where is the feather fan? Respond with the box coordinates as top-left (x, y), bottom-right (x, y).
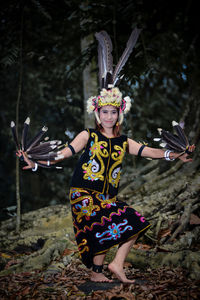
top-left (154, 121), bottom-right (190, 153)
top-left (11, 118), bottom-right (64, 169)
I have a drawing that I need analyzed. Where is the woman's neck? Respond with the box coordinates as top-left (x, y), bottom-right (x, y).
top-left (100, 127), bottom-right (114, 138)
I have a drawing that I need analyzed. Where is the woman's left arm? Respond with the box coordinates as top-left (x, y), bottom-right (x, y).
top-left (127, 138), bottom-right (195, 162)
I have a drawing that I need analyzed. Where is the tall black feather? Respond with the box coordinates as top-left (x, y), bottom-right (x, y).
top-left (95, 31), bottom-right (113, 89)
top-left (112, 28), bottom-right (141, 86)
top-left (105, 72), bottom-right (113, 90)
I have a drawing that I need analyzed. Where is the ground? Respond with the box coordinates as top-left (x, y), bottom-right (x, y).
top-left (0, 256), bottom-right (200, 299)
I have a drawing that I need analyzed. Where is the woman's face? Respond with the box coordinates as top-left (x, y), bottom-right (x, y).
top-left (99, 105), bottom-right (118, 129)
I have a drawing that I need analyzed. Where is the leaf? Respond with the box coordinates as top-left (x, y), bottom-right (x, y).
top-left (133, 243), bottom-right (151, 250)
top-left (62, 248), bottom-right (74, 256)
top-left (21, 286), bottom-right (31, 296)
top-left (157, 228), bottom-right (171, 240)
top-left (190, 213), bottom-right (200, 225)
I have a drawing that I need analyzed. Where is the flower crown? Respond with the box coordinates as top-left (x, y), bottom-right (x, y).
top-left (87, 87), bottom-right (131, 115)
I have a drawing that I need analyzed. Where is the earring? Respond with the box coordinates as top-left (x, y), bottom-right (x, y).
top-left (116, 122), bottom-right (119, 127)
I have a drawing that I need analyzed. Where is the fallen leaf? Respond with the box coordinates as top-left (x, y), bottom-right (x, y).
top-left (62, 248), bottom-right (74, 256)
top-left (133, 243), bottom-right (151, 250)
top-left (157, 228), bottom-right (171, 240)
top-left (190, 213), bottom-right (200, 225)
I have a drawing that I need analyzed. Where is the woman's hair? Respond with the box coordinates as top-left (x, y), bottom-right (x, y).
top-left (95, 108), bottom-right (121, 137)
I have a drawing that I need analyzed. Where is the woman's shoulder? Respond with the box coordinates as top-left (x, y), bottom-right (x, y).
top-left (75, 129), bottom-right (90, 143)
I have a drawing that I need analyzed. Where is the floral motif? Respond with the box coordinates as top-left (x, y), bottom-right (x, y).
top-left (108, 142), bottom-right (128, 187)
top-left (78, 238), bottom-right (89, 254)
top-left (135, 211), bottom-right (141, 216)
top-left (82, 132), bottom-right (109, 181)
top-left (72, 196), bottom-right (100, 223)
top-left (135, 211), bottom-right (146, 223)
top-left (140, 217), bottom-right (146, 223)
top-left (97, 194), bottom-right (117, 208)
top-left (95, 219), bottom-right (132, 244)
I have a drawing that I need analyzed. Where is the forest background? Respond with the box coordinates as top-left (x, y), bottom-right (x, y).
top-left (0, 0), bottom-right (200, 298)
top-left (1, 0), bottom-right (199, 221)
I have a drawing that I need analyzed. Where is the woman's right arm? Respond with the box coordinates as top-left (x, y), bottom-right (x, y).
top-left (61, 130), bottom-right (89, 159)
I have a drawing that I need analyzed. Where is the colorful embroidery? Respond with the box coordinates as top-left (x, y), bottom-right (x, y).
top-left (72, 196), bottom-right (100, 223)
top-left (135, 211), bottom-right (146, 223)
top-left (74, 206), bottom-right (129, 237)
top-left (78, 239), bottom-right (89, 254)
top-left (108, 141), bottom-right (127, 187)
top-left (95, 219), bottom-right (132, 244)
top-left (96, 193), bottom-right (117, 208)
top-left (82, 132), bottom-right (109, 181)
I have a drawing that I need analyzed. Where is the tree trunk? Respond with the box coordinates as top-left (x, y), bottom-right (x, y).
top-left (15, 6), bottom-right (24, 232)
top-left (81, 34), bottom-right (98, 128)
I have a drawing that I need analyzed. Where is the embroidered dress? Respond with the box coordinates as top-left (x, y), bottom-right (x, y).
top-left (69, 129), bottom-right (150, 268)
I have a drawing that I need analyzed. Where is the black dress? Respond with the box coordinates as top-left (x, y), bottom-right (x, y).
top-left (69, 129), bottom-right (150, 268)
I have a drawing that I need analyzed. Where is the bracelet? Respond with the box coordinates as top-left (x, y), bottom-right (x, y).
top-left (138, 145), bottom-right (146, 157)
top-left (32, 163), bottom-right (38, 172)
top-left (68, 144), bottom-right (76, 155)
top-left (164, 150), bottom-right (175, 161)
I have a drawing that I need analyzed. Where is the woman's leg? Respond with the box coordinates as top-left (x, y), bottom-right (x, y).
top-left (108, 234), bottom-right (138, 283)
top-left (90, 253), bottom-right (112, 282)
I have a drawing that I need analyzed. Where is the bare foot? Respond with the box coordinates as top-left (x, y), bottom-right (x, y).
top-left (108, 262), bottom-right (135, 283)
top-left (90, 271), bottom-right (112, 282)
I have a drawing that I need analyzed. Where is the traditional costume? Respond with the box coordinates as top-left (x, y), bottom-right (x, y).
top-left (69, 128), bottom-right (150, 268)
top-left (69, 27), bottom-right (151, 268)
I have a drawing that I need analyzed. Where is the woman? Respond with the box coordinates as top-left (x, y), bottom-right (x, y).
top-left (17, 87), bottom-right (195, 283)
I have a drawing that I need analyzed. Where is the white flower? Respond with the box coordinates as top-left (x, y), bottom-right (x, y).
top-left (86, 96), bottom-right (96, 113)
top-left (123, 96), bottom-right (132, 114)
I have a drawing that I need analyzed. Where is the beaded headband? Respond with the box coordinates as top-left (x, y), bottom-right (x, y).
top-left (87, 87), bottom-right (131, 124)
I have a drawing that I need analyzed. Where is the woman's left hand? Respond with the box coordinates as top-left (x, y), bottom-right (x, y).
top-left (16, 150), bottom-right (35, 169)
top-left (178, 144), bottom-right (195, 162)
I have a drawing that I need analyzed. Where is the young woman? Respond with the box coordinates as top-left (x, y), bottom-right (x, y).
top-left (18, 87), bottom-right (195, 284)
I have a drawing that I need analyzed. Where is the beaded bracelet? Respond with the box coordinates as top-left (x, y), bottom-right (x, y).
top-left (164, 150), bottom-right (175, 161)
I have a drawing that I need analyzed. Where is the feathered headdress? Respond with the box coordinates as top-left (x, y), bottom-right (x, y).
top-left (154, 121), bottom-right (191, 154)
top-left (87, 27), bottom-right (141, 124)
top-left (11, 117), bottom-right (64, 169)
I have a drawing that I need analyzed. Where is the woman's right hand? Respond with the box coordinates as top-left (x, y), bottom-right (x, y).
top-left (16, 150), bottom-right (35, 170)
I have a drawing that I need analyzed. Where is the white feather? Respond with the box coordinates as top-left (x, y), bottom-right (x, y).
top-left (157, 128), bottom-right (162, 135)
top-left (25, 117), bottom-right (30, 125)
top-left (160, 142), bottom-right (167, 148)
top-left (172, 120), bottom-right (178, 126)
